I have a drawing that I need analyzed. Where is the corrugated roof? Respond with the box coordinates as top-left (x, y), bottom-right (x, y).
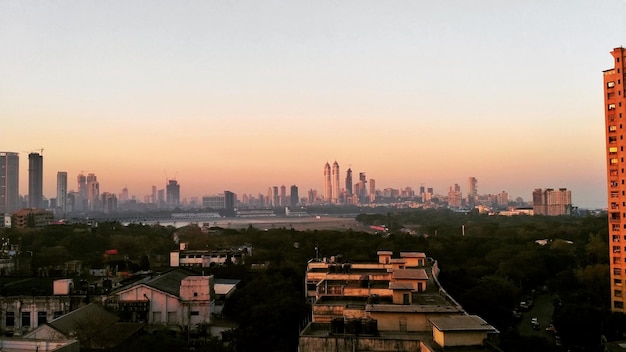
top-left (48, 303), bottom-right (119, 335)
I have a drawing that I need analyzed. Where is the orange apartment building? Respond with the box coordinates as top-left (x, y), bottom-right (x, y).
top-left (605, 46), bottom-right (626, 313)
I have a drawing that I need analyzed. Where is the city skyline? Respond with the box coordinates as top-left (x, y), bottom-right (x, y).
top-left (2, 1), bottom-right (626, 208)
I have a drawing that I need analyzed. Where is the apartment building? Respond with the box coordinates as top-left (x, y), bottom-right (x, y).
top-left (605, 46), bottom-right (626, 313)
top-left (299, 251), bottom-right (499, 352)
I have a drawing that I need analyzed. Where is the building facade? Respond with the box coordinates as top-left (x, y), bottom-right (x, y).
top-left (0, 152), bottom-right (19, 215)
top-left (605, 47), bottom-right (626, 313)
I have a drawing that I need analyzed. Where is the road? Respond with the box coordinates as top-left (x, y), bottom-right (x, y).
top-left (518, 293), bottom-right (560, 345)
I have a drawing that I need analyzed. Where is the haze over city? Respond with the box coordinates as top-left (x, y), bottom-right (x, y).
top-left (2, 1), bottom-right (626, 208)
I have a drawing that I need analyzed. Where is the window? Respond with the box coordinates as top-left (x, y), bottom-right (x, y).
top-left (609, 81), bottom-right (616, 88)
top-left (610, 125), bottom-right (618, 132)
top-left (21, 311), bottom-right (30, 327)
top-left (611, 158), bottom-right (619, 165)
top-left (167, 311), bottom-right (176, 323)
top-left (609, 92), bottom-right (616, 99)
top-left (616, 290), bottom-right (623, 297)
top-left (611, 147), bottom-right (618, 154)
top-left (610, 136), bottom-right (618, 143)
top-left (6, 312), bottom-right (14, 327)
top-left (615, 279), bottom-right (623, 286)
top-left (615, 301), bottom-right (624, 309)
top-left (37, 312), bottom-right (47, 325)
top-left (610, 104), bottom-right (617, 110)
top-left (53, 311), bottom-right (63, 319)
top-left (190, 311), bottom-right (200, 316)
top-left (153, 311), bottom-right (162, 323)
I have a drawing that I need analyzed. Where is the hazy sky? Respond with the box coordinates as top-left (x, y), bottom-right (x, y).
top-left (1, 1), bottom-right (625, 208)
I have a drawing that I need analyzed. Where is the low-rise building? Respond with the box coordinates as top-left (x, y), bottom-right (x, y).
top-left (103, 268), bottom-right (216, 333)
top-left (170, 243), bottom-right (251, 268)
top-left (299, 250), bottom-right (499, 352)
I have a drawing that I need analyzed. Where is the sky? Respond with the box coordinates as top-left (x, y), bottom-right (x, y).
top-left (1, 1), bottom-right (625, 208)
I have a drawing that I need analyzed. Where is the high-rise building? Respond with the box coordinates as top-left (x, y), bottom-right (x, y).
top-left (467, 177), bottom-right (478, 208)
top-left (345, 168), bottom-right (353, 196)
top-left (290, 185), bottom-right (299, 207)
top-left (28, 152), bottom-right (43, 209)
top-left (280, 185), bottom-right (287, 206)
top-left (166, 180), bottom-right (180, 207)
top-left (87, 173), bottom-right (100, 211)
top-left (605, 47), bottom-right (626, 313)
top-left (369, 179), bottom-right (376, 203)
top-left (323, 162), bottom-right (332, 203)
top-left (532, 188), bottom-right (571, 216)
top-left (0, 152), bottom-right (19, 214)
top-left (273, 186), bottom-right (279, 207)
top-left (331, 161), bottom-right (340, 204)
top-left (77, 173), bottom-right (87, 211)
top-left (447, 184), bottom-right (462, 208)
top-left (56, 171), bottom-right (67, 216)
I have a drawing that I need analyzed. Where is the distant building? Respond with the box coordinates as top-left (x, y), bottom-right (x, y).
top-left (332, 161), bottom-right (340, 204)
top-left (166, 180), bottom-right (180, 207)
top-left (605, 46), bottom-right (626, 313)
top-left (87, 173), bottom-right (100, 211)
top-left (11, 208), bottom-right (53, 229)
top-left (532, 188), bottom-right (572, 216)
top-left (323, 162), bottom-right (332, 203)
top-left (447, 184), bottom-right (462, 208)
top-left (56, 171), bottom-right (67, 217)
top-left (467, 177), bottom-right (478, 208)
top-left (28, 152), bottom-right (43, 209)
top-left (290, 185), bottom-right (299, 207)
top-left (345, 168), bottom-right (353, 196)
top-left (202, 191), bottom-right (236, 212)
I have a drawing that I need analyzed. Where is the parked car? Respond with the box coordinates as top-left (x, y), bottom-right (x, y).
top-left (531, 317), bottom-right (540, 330)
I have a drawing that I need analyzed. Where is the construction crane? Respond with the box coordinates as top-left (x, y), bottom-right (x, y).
top-left (21, 147), bottom-right (44, 155)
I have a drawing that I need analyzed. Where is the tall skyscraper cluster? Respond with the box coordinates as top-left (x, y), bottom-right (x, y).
top-left (322, 161), bottom-right (375, 205)
top-left (604, 47), bottom-right (626, 313)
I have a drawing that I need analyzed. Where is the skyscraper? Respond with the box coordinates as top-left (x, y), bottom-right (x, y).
top-left (166, 180), bottom-right (180, 207)
top-left (467, 177), bottom-right (478, 208)
top-left (290, 185), bottom-right (299, 207)
top-left (331, 161), bottom-right (340, 204)
top-left (28, 152), bottom-right (43, 209)
top-left (77, 173), bottom-right (87, 211)
top-left (323, 162), bottom-right (332, 203)
top-left (56, 171), bottom-right (67, 216)
top-left (87, 173), bottom-right (100, 211)
top-left (0, 152), bottom-right (19, 214)
top-left (604, 47), bottom-right (626, 313)
top-left (280, 185), bottom-right (286, 206)
top-left (345, 168), bottom-right (353, 196)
